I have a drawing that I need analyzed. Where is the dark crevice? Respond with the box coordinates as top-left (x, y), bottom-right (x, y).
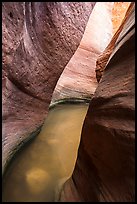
top-left (9, 12), bottom-right (13, 18)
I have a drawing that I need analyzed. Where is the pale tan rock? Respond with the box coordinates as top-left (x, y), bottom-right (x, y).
top-left (52, 2), bottom-right (114, 101)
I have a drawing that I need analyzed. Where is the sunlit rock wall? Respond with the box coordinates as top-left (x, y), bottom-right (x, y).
top-left (52, 2), bottom-right (114, 102)
top-left (112, 2), bottom-right (131, 34)
top-left (96, 2), bottom-right (133, 83)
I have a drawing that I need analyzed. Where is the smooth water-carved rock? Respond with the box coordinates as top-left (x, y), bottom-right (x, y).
top-left (60, 3), bottom-right (135, 202)
top-left (52, 2), bottom-right (131, 102)
top-left (52, 2), bottom-right (114, 101)
top-left (2, 2), bottom-right (96, 172)
top-left (2, 2), bottom-right (135, 202)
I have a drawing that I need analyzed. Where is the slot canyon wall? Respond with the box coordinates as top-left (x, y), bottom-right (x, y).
top-left (60, 3), bottom-right (135, 202)
top-left (52, 2), bottom-right (114, 102)
top-left (52, 2), bottom-right (130, 102)
top-left (2, 2), bottom-right (96, 173)
top-left (2, 2), bottom-right (135, 202)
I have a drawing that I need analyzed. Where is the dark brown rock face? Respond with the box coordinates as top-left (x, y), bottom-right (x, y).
top-left (60, 4), bottom-right (135, 202)
top-left (2, 2), bottom-right (96, 172)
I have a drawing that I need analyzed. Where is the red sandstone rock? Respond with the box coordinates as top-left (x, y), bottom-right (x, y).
top-left (2, 2), bottom-right (135, 202)
top-left (96, 2), bottom-right (134, 83)
top-left (112, 2), bottom-right (131, 34)
top-left (2, 2), bottom-right (96, 172)
top-left (60, 3), bottom-right (135, 202)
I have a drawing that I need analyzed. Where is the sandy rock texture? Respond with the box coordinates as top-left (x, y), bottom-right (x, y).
top-left (96, 3), bottom-right (134, 83)
top-left (52, 2), bottom-right (114, 102)
top-left (2, 2), bottom-right (96, 172)
top-left (112, 2), bottom-right (131, 34)
top-left (60, 3), bottom-right (135, 202)
top-left (2, 2), bottom-right (135, 202)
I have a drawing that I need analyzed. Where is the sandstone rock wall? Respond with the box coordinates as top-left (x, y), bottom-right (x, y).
top-left (2, 2), bottom-right (96, 173)
top-left (2, 2), bottom-right (135, 202)
top-left (60, 3), bottom-right (135, 202)
top-left (112, 2), bottom-right (131, 34)
top-left (96, 2), bottom-right (134, 83)
top-left (52, 2), bottom-right (114, 102)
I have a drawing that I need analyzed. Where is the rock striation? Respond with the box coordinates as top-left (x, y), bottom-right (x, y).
top-left (2, 2), bottom-right (135, 202)
top-left (96, 3), bottom-right (134, 83)
top-left (60, 3), bottom-right (135, 202)
top-left (52, 2), bottom-right (114, 102)
top-left (2, 2), bottom-right (96, 173)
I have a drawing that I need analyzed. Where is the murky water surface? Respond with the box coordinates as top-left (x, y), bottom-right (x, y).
top-left (2, 103), bottom-right (88, 202)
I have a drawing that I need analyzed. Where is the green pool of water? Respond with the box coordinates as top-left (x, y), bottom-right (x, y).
top-left (2, 103), bottom-right (88, 202)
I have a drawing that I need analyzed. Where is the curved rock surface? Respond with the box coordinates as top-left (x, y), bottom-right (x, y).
top-left (60, 3), bottom-right (135, 202)
top-left (96, 2), bottom-right (134, 82)
top-left (2, 2), bottom-right (135, 202)
top-left (52, 2), bottom-right (114, 101)
top-left (2, 2), bottom-right (96, 172)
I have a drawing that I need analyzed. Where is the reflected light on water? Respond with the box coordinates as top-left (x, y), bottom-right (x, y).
top-left (2, 103), bottom-right (88, 202)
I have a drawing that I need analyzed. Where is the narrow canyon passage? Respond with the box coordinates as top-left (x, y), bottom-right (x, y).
top-left (2, 2), bottom-right (135, 202)
top-left (2, 103), bottom-right (88, 202)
